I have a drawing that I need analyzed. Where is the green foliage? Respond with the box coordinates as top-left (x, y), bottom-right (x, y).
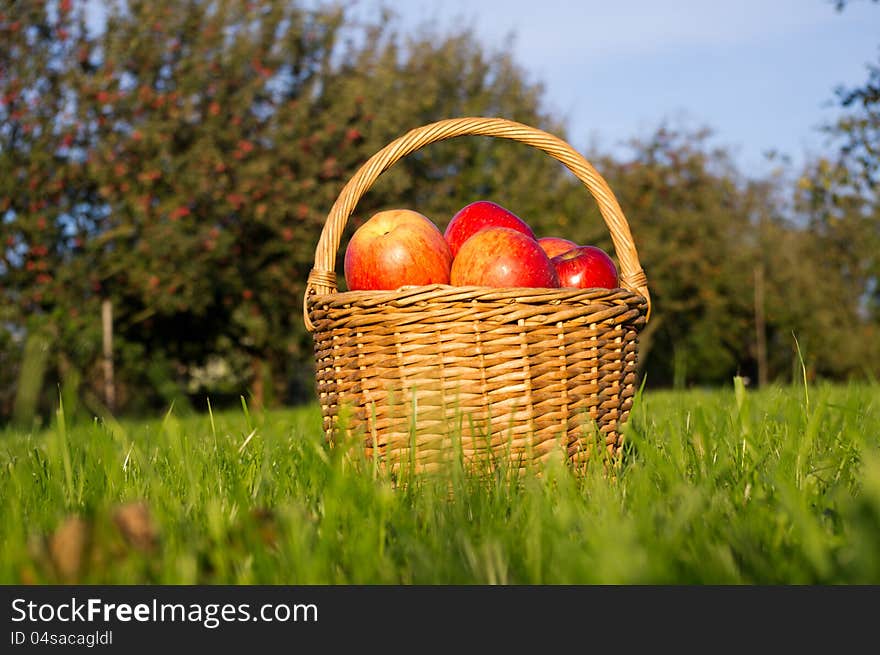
top-left (776, 162), bottom-right (880, 378)
top-left (1, 0), bottom-right (104, 416)
top-left (0, 0), bottom-right (569, 416)
top-left (815, 0), bottom-right (880, 331)
top-left (568, 122), bottom-right (880, 386)
top-left (826, 19), bottom-right (880, 193)
top-left (1, 384), bottom-right (878, 584)
top-left (1, 0), bottom-right (879, 419)
top-left (582, 127), bottom-right (758, 385)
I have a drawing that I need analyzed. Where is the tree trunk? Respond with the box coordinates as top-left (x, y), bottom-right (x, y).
top-left (754, 265), bottom-right (768, 387)
top-left (251, 356), bottom-right (265, 410)
top-left (102, 298), bottom-right (116, 412)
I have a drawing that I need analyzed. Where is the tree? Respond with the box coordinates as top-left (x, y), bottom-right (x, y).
top-left (805, 0), bottom-right (880, 335)
top-left (1, 0), bottom-right (105, 423)
top-left (76, 0), bottom-right (373, 409)
top-left (0, 0), bottom-right (572, 417)
top-left (577, 126), bottom-right (761, 386)
top-left (789, 158), bottom-right (880, 377)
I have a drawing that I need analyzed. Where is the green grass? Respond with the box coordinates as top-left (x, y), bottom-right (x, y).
top-left (1, 382), bottom-right (879, 584)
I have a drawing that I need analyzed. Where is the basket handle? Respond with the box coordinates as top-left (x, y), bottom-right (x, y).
top-left (304, 116), bottom-right (651, 331)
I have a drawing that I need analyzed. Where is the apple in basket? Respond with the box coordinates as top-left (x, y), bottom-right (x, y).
top-left (451, 227), bottom-right (560, 288)
top-left (537, 236), bottom-right (579, 259)
top-left (551, 245), bottom-right (619, 289)
top-left (444, 200), bottom-right (537, 257)
top-left (344, 209), bottom-right (453, 291)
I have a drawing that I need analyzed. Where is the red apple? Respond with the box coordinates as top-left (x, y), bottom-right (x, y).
top-left (551, 245), bottom-right (619, 289)
top-left (344, 209), bottom-right (452, 290)
top-left (450, 227), bottom-right (559, 288)
top-left (444, 200), bottom-right (536, 258)
top-left (538, 236), bottom-right (579, 259)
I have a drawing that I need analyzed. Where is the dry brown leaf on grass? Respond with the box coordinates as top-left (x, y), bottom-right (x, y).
top-left (47, 516), bottom-right (92, 582)
top-left (26, 501), bottom-right (161, 583)
top-left (112, 501), bottom-right (159, 552)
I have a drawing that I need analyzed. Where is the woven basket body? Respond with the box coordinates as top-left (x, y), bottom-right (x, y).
top-left (305, 118), bottom-right (651, 473)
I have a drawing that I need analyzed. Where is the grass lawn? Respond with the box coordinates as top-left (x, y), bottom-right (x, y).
top-left (1, 381), bottom-right (878, 584)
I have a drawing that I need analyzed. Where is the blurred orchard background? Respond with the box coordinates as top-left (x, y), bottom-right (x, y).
top-left (1, 0), bottom-right (879, 426)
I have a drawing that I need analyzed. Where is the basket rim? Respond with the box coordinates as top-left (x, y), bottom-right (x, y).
top-left (307, 282), bottom-right (647, 307)
top-left (306, 283), bottom-right (648, 331)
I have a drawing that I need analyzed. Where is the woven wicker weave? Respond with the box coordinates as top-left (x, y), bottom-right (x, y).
top-left (304, 117), bottom-right (651, 473)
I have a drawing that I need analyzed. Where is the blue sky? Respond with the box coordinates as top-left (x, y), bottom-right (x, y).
top-left (361, 0), bottom-right (880, 177)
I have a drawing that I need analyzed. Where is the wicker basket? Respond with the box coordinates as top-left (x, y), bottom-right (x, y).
top-left (304, 117), bottom-right (651, 473)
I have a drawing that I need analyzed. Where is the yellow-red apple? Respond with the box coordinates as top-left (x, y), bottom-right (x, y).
top-left (344, 209), bottom-right (452, 291)
top-left (538, 236), bottom-right (578, 259)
